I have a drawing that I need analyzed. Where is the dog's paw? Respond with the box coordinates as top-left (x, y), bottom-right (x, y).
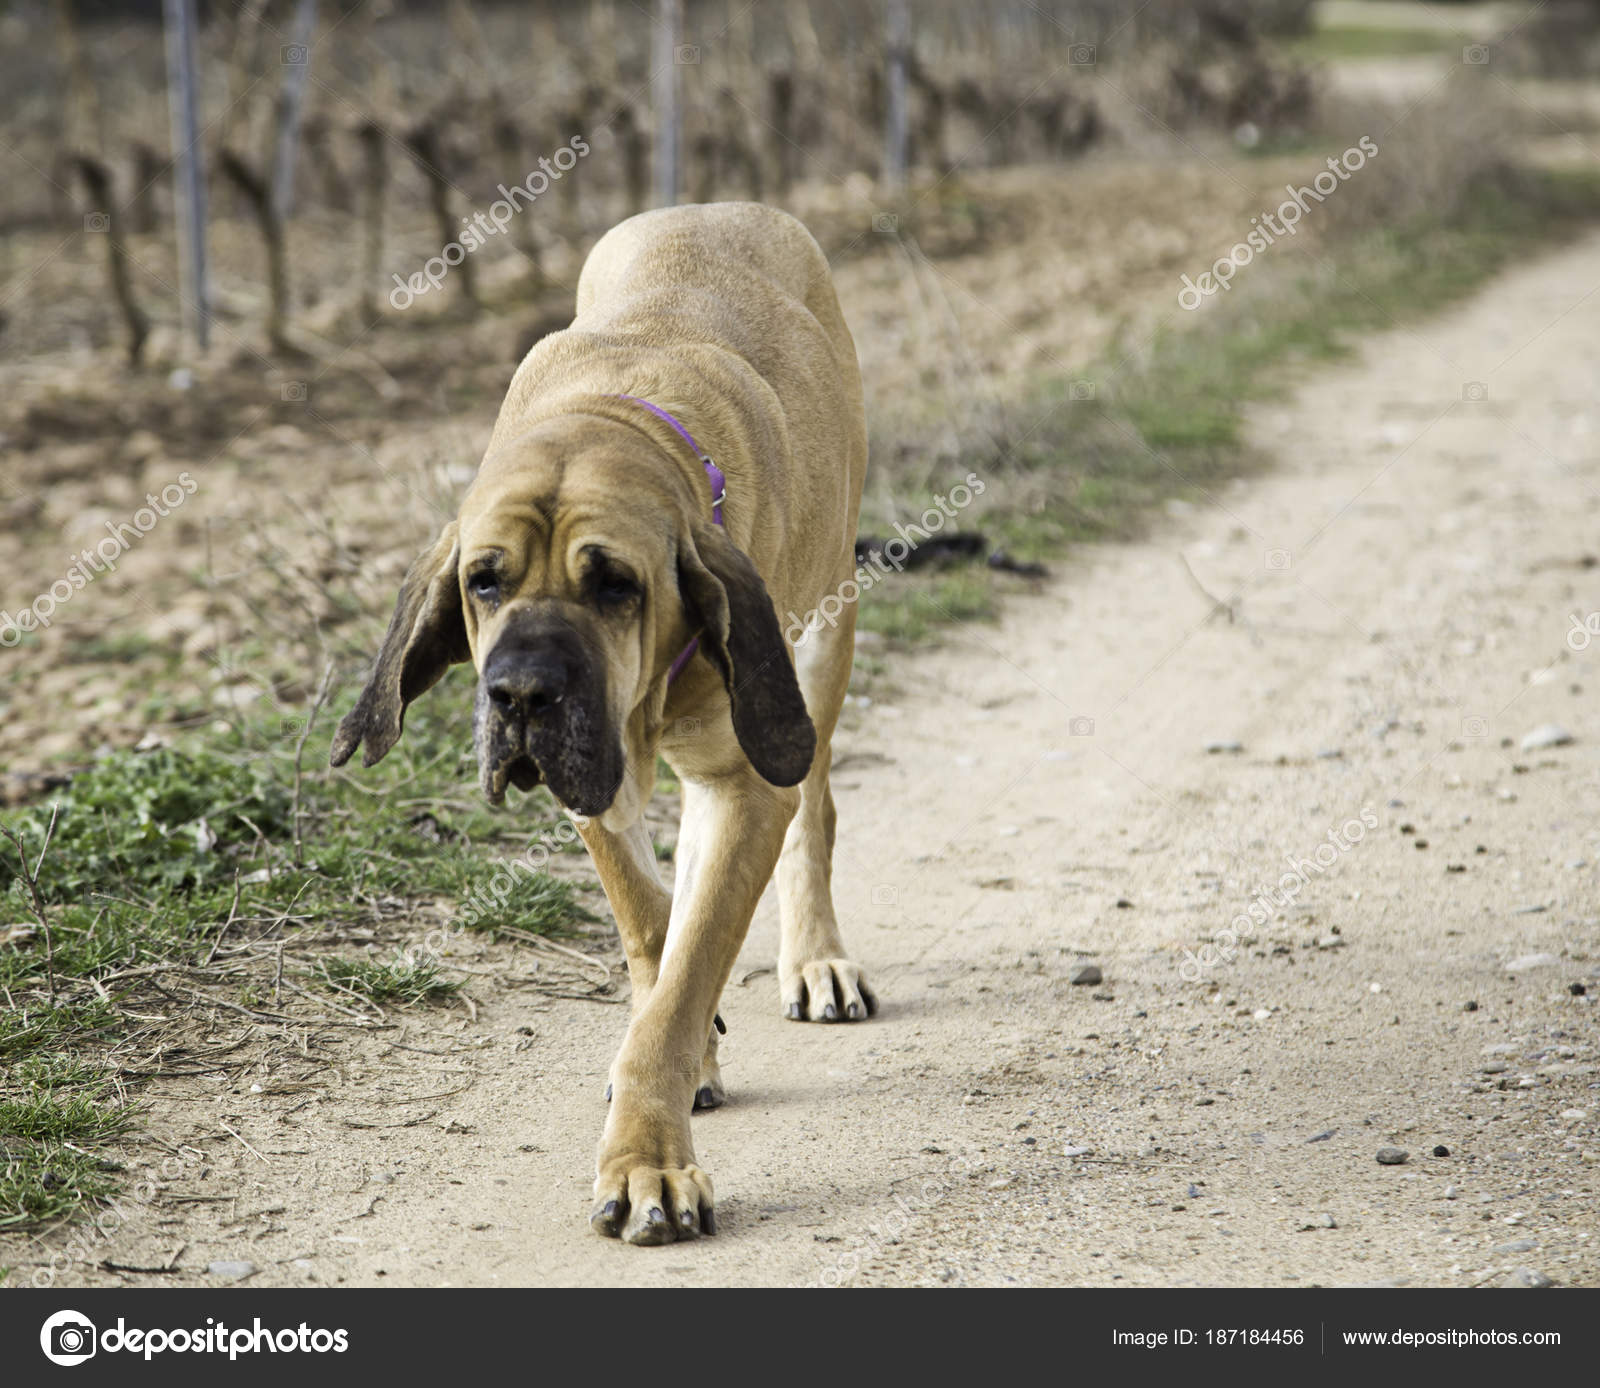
top-left (590, 1158), bottom-right (715, 1245)
top-left (781, 958), bottom-right (877, 1022)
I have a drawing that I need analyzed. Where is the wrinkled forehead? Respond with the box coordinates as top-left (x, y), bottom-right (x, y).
top-left (457, 420), bottom-right (678, 568)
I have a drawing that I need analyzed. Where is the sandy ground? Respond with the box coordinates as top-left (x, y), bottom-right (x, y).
top-left (20, 222), bottom-right (1598, 1291)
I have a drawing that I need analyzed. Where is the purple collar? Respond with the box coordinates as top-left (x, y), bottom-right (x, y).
top-left (609, 395), bottom-right (726, 683)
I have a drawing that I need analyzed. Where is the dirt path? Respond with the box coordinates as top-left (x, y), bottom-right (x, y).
top-left (35, 229), bottom-right (1600, 1291)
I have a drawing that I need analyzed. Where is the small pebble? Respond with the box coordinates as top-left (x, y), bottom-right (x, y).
top-left (1376, 1147), bottom-right (1409, 1165)
top-left (1432, 1145), bottom-right (1450, 1158)
top-left (1518, 724), bottom-right (1572, 751)
top-left (1504, 953), bottom-right (1560, 972)
top-left (1069, 964), bottom-right (1102, 986)
top-left (1500, 1267), bottom-right (1553, 1289)
top-left (1494, 1239), bottom-right (1537, 1255)
top-left (1570, 983), bottom-right (1587, 996)
top-left (207, 1260), bottom-right (256, 1281)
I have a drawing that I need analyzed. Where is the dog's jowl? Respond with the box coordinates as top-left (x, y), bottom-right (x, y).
top-left (332, 203), bottom-right (875, 1245)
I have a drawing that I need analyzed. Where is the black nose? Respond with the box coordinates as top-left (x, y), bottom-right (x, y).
top-left (484, 648), bottom-right (568, 717)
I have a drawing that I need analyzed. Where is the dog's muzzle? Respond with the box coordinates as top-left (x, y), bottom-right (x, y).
top-left (472, 632), bottom-right (622, 816)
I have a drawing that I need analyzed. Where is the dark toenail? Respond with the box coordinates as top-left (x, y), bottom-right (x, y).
top-left (702, 1208), bottom-right (716, 1235)
top-left (824, 1003), bottom-right (838, 1021)
top-left (604, 1084), bottom-right (612, 1102)
top-left (647, 1207), bottom-right (667, 1225)
top-left (847, 1002), bottom-right (863, 1019)
top-left (787, 1003), bottom-right (802, 1020)
top-left (697, 1086), bottom-right (713, 1107)
top-left (602, 1201), bottom-right (619, 1220)
top-left (714, 1013), bottom-right (726, 1034)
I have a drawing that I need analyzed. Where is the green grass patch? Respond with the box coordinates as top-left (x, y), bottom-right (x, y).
top-left (312, 952), bottom-right (461, 1005)
top-left (0, 1072), bottom-right (135, 1232)
top-left (858, 569), bottom-right (998, 645)
top-left (455, 870), bottom-right (597, 940)
top-left (975, 165), bottom-right (1600, 558)
top-left (0, 1146), bottom-right (124, 1231)
top-left (0, 1000), bottom-right (118, 1062)
top-left (61, 630), bottom-right (163, 666)
top-left (1286, 25), bottom-right (1462, 62)
top-left (0, 1090), bottom-right (135, 1147)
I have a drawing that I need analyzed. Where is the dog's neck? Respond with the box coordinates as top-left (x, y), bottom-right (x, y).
top-left (608, 394), bottom-right (726, 684)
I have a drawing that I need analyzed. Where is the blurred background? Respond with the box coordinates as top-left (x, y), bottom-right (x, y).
top-left (5, 3), bottom-right (1600, 782)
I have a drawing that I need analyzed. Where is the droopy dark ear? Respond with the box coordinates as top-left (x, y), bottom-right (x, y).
top-left (677, 521), bottom-right (816, 787)
top-left (330, 523), bottom-right (468, 769)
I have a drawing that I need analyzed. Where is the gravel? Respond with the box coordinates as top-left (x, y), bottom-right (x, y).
top-left (1375, 1147), bottom-right (1409, 1165)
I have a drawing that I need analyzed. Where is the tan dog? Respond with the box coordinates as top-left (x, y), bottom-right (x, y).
top-left (330, 203), bottom-right (873, 1244)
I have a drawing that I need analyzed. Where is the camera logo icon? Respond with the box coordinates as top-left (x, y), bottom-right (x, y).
top-left (1462, 715), bottom-right (1488, 737)
top-left (1463, 44), bottom-right (1489, 65)
top-left (676, 44), bottom-right (700, 65)
top-left (1264, 548), bottom-right (1291, 570)
top-left (1068, 380), bottom-right (1096, 401)
top-left (83, 213), bottom-right (109, 233)
top-left (1069, 716), bottom-right (1095, 736)
top-left (41, 1310), bottom-right (97, 1366)
top-left (870, 884), bottom-right (897, 907)
top-left (282, 44), bottom-right (308, 65)
top-left (1070, 44), bottom-right (1096, 65)
top-left (872, 213), bottom-right (899, 234)
top-left (1462, 381), bottom-right (1488, 401)
top-left (280, 382), bottom-right (307, 402)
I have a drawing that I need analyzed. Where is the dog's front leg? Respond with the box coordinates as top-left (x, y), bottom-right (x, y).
top-left (579, 815), bottom-right (670, 1007)
top-left (579, 814), bottom-right (727, 1110)
top-left (589, 771), bottom-right (799, 1244)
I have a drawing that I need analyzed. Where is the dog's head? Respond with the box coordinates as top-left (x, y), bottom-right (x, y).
top-left (328, 415), bottom-right (814, 826)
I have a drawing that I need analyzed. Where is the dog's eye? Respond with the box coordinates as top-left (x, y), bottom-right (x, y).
top-left (467, 571), bottom-right (500, 601)
top-left (594, 570), bottom-right (640, 606)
